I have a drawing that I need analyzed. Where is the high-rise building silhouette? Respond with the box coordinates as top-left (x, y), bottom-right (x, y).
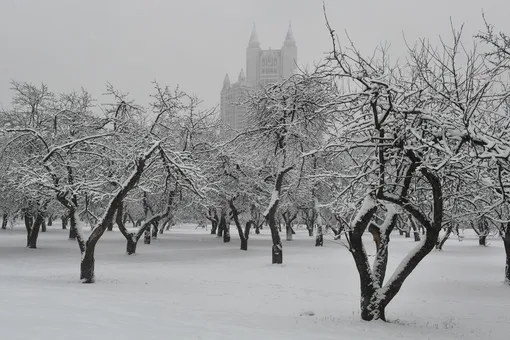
top-left (220, 24), bottom-right (297, 130)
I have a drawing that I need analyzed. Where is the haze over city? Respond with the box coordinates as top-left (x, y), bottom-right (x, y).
top-left (1, 0), bottom-right (509, 110)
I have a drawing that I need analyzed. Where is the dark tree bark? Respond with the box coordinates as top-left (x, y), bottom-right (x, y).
top-left (347, 158), bottom-right (444, 321)
top-left (24, 211), bottom-right (33, 246)
top-left (126, 236), bottom-right (137, 255)
top-left (151, 221), bottom-right (159, 238)
top-left (436, 224), bottom-right (453, 250)
top-left (210, 219), bottom-right (218, 235)
top-left (217, 213), bottom-right (224, 237)
top-left (409, 216), bottom-right (420, 242)
top-left (1, 213), bottom-right (8, 230)
top-left (503, 224), bottom-right (510, 285)
top-left (282, 210), bottom-right (298, 241)
top-left (80, 241), bottom-right (96, 283)
top-left (254, 221), bottom-right (262, 234)
top-left (479, 235), bottom-right (487, 246)
top-left (107, 222), bottom-right (114, 231)
top-left (60, 142), bottom-right (161, 283)
top-left (229, 198), bottom-right (248, 250)
top-left (472, 218), bottom-right (489, 246)
top-left (62, 215), bottom-right (68, 229)
top-left (276, 216), bottom-right (282, 232)
top-left (69, 224), bottom-right (77, 240)
top-left (116, 193), bottom-right (173, 255)
top-left (264, 167), bottom-right (293, 264)
top-left (205, 208), bottom-right (219, 235)
top-left (301, 208), bottom-right (316, 237)
top-left (144, 228), bottom-right (151, 244)
top-left (223, 219), bottom-right (230, 243)
top-left (116, 202), bottom-right (138, 255)
top-left (47, 214), bottom-right (53, 226)
top-left (286, 226), bottom-right (293, 241)
top-left (41, 218), bottom-right (47, 232)
top-left (315, 225), bottom-right (324, 246)
top-left (27, 211), bottom-right (45, 248)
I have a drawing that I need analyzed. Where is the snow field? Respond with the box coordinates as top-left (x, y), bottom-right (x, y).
top-left (0, 224), bottom-right (508, 339)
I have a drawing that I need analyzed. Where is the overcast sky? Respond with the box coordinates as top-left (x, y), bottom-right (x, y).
top-left (1, 0), bottom-right (509, 111)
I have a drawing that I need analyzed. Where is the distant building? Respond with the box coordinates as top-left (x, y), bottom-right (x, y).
top-left (220, 24), bottom-right (298, 131)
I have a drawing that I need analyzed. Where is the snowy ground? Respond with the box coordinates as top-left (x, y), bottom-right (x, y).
top-left (0, 224), bottom-right (508, 340)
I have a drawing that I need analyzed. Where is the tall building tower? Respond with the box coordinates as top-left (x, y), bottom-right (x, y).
top-left (246, 24), bottom-right (261, 88)
top-left (221, 24), bottom-right (298, 131)
top-left (281, 23), bottom-right (298, 80)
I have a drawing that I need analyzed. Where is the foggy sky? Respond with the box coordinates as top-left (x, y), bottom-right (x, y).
top-left (1, 0), bottom-right (509, 111)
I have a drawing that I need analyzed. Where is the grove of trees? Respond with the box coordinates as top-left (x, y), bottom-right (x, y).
top-left (1, 15), bottom-right (509, 321)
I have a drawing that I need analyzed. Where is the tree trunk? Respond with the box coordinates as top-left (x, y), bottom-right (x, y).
top-left (80, 242), bottom-right (96, 283)
top-left (240, 238), bottom-right (248, 251)
top-left (210, 220), bottom-right (218, 235)
top-left (24, 213), bottom-right (33, 246)
top-left (286, 225), bottom-right (293, 241)
top-left (398, 229), bottom-right (404, 236)
top-left (144, 228), bottom-right (151, 244)
top-left (272, 243), bottom-right (283, 264)
top-left (217, 217), bottom-right (224, 237)
top-left (503, 226), bottom-right (510, 285)
top-left (47, 215), bottom-right (53, 226)
top-left (117, 203), bottom-right (142, 255)
top-left (41, 219), bottom-right (47, 232)
top-left (229, 199), bottom-right (248, 250)
top-left (223, 221), bottom-right (230, 243)
top-left (151, 222), bottom-right (159, 238)
top-left (479, 235), bottom-right (487, 246)
top-left (315, 225), bottom-right (324, 246)
top-left (265, 168), bottom-right (293, 264)
top-left (69, 225), bottom-right (77, 240)
top-left (62, 215), bottom-right (68, 229)
top-left (126, 235), bottom-right (137, 255)
top-left (217, 211), bottom-right (227, 239)
top-left (360, 297), bottom-right (386, 322)
top-left (27, 213), bottom-right (44, 249)
top-left (409, 218), bottom-right (420, 242)
top-left (268, 209), bottom-right (283, 264)
top-left (107, 222), bottom-right (113, 231)
top-left (436, 225), bottom-right (453, 250)
top-left (307, 225), bottom-right (314, 237)
top-left (243, 222), bottom-right (251, 250)
top-left (1, 213), bottom-right (7, 230)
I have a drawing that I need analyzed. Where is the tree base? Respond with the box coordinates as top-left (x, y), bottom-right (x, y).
top-left (272, 244), bottom-right (283, 264)
top-left (127, 237), bottom-right (137, 255)
top-left (240, 239), bottom-right (248, 251)
top-left (80, 249), bottom-right (95, 284)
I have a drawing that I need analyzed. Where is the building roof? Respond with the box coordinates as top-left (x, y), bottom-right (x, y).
top-left (283, 22), bottom-right (296, 47)
top-left (248, 24), bottom-right (260, 48)
top-left (222, 73), bottom-right (231, 89)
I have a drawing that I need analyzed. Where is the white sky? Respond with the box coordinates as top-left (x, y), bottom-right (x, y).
top-left (1, 0), bottom-right (509, 111)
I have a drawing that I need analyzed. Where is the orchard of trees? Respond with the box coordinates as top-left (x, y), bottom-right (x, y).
top-left (1, 16), bottom-right (509, 322)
